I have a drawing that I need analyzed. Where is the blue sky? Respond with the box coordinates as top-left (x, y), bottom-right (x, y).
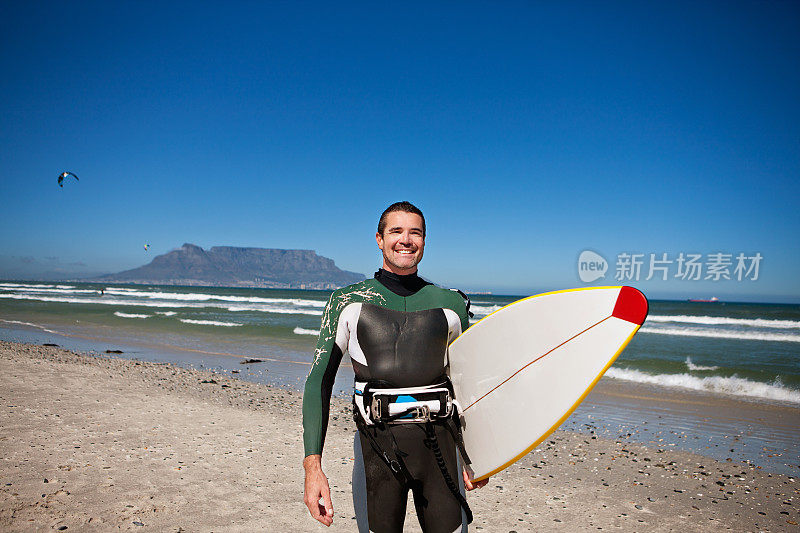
top-left (1, 1), bottom-right (798, 302)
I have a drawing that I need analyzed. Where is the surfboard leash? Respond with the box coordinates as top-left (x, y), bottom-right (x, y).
top-left (423, 422), bottom-right (474, 524)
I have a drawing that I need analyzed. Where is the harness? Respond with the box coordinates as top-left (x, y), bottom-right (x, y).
top-left (353, 377), bottom-right (473, 524)
top-left (354, 380), bottom-right (456, 424)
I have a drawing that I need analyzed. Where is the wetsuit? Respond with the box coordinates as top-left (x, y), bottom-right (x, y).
top-left (303, 269), bottom-right (470, 533)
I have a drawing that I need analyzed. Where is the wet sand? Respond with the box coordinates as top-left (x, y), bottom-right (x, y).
top-left (576, 378), bottom-right (800, 476)
top-left (1, 340), bottom-right (798, 532)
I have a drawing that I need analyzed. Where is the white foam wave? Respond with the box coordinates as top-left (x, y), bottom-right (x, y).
top-left (155, 311), bottom-right (177, 316)
top-left (647, 314), bottom-right (800, 329)
top-left (684, 357), bottom-right (719, 371)
top-left (0, 282), bottom-right (58, 289)
top-left (640, 326), bottom-right (800, 343)
top-left (179, 319), bottom-right (243, 327)
top-left (606, 367), bottom-right (800, 404)
top-left (470, 304), bottom-right (502, 317)
top-left (0, 286), bottom-right (97, 295)
top-left (0, 319), bottom-right (60, 334)
top-left (293, 327), bottom-right (320, 336)
top-left (0, 282), bottom-right (75, 289)
top-left (114, 312), bottom-right (150, 319)
top-left (0, 293), bottom-right (323, 315)
top-left (102, 288), bottom-right (326, 307)
top-left (0, 293), bottom-right (197, 308)
top-left (225, 305), bottom-right (322, 316)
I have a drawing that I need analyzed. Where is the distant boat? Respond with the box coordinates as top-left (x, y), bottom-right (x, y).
top-left (688, 296), bottom-right (719, 303)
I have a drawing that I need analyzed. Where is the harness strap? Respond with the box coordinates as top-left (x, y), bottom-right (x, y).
top-left (354, 407), bottom-right (426, 506)
top-left (450, 288), bottom-right (474, 318)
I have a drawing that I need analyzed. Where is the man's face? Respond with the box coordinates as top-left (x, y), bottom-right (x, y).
top-left (376, 211), bottom-right (425, 275)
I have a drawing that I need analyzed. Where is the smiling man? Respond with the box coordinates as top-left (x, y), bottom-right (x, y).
top-left (302, 201), bottom-right (487, 533)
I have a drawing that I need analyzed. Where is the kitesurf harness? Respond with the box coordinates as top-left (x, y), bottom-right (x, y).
top-left (353, 377), bottom-right (473, 524)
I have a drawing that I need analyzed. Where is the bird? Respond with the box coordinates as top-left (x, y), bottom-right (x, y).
top-left (58, 171), bottom-right (79, 187)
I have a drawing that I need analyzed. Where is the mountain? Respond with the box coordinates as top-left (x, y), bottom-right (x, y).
top-left (90, 243), bottom-right (365, 289)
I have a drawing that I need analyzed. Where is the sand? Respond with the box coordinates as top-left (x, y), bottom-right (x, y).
top-left (0, 340), bottom-right (797, 532)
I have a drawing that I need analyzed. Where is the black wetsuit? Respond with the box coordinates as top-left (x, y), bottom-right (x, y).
top-left (303, 269), bottom-right (470, 533)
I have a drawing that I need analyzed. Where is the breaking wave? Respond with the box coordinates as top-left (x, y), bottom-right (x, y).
top-left (647, 314), bottom-right (800, 329)
top-left (605, 367), bottom-right (800, 404)
top-left (470, 304), bottom-right (502, 318)
top-left (0, 319), bottom-right (60, 335)
top-left (293, 327), bottom-right (320, 336)
top-left (114, 312), bottom-right (150, 319)
top-left (684, 357), bottom-right (719, 371)
top-left (179, 319), bottom-right (243, 327)
top-left (0, 293), bottom-right (323, 316)
top-left (639, 326), bottom-right (800, 343)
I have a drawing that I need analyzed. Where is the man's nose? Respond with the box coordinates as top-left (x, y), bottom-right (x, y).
top-left (398, 232), bottom-right (413, 245)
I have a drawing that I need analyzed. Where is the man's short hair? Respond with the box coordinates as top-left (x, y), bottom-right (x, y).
top-left (377, 201), bottom-right (426, 237)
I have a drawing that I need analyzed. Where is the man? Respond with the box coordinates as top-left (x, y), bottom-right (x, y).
top-left (303, 201), bottom-right (488, 532)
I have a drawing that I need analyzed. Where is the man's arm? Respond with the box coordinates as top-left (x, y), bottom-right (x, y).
top-left (302, 291), bottom-right (346, 456)
top-left (302, 291), bottom-right (347, 525)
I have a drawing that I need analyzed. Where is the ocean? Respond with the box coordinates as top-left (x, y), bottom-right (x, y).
top-left (2, 280), bottom-right (798, 406)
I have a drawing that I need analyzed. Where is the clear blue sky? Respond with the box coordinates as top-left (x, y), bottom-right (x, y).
top-left (1, 1), bottom-right (798, 302)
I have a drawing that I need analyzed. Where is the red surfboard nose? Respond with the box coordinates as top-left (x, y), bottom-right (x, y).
top-left (611, 286), bottom-right (649, 325)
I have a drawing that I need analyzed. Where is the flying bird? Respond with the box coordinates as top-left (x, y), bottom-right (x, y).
top-left (57, 171), bottom-right (79, 187)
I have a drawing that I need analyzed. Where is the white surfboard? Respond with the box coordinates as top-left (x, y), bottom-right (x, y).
top-left (448, 286), bottom-right (648, 481)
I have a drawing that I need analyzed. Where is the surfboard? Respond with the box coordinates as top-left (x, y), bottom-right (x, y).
top-left (448, 286), bottom-right (648, 482)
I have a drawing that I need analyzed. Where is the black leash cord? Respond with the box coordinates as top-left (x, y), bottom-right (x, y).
top-left (424, 423), bottom-right (473, 524)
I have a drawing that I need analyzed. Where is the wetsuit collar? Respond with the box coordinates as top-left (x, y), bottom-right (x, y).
top-left (374, 268), bottom-right (431, 297)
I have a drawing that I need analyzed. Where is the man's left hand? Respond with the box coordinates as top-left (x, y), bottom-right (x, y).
top-left (462, 469), bottom-right (488, 491)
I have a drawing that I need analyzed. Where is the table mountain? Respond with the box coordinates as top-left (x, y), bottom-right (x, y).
top-left (92, 243), bottom-right (365, 289)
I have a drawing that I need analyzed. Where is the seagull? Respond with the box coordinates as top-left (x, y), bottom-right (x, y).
top-left (58, 171), bottom-right (79, 187)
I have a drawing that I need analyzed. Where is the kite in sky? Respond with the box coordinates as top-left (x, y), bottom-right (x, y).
top-left (57, 171), bottom-right (79, 187)
top-left (144, 244), bottom-right (150, 251)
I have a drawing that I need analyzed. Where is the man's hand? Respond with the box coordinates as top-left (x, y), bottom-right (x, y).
top-left (303, 454), bottom-right (334, 526)
top-left (463, 468), bottom-right (489, 491)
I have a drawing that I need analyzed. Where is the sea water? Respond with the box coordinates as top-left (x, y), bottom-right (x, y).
top-left (1, 280), bottom-right (798, 406)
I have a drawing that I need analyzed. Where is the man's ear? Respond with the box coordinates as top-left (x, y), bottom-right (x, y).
top-left (375, 232), bottom-right (384, 250)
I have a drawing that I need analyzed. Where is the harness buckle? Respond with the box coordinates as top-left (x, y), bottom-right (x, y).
top-left (370, 397), bottom-right (382, 421)
top-left (388, 458), bottom-right (402, 474)
top-left (412, 404), bottom-right (431, 422)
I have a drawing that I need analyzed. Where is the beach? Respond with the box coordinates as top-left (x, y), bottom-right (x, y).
top-left (1, 341), bottom-right (797, 532)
